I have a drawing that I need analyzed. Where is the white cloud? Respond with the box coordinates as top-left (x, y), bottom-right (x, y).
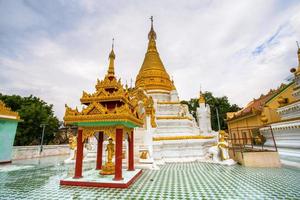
top-left (1, 0), bottom-right (300, 119)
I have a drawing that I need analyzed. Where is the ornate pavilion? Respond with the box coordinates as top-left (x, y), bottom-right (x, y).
top-left (60, 17), bottom-right (217, 187)
top-left (60, 44), bottom-right (155, 187)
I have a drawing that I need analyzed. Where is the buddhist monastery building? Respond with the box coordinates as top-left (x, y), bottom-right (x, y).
top-left (227, 45), bottom-right (300, 168)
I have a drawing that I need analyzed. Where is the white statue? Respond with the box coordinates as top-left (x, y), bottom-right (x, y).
top-left (208, 131), bottom-right (236, 166)
top-left (64, 128), bottom-right (88, 164)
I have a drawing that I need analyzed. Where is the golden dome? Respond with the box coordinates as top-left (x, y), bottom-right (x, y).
top-left (135, 17), bottom-right (172, 92)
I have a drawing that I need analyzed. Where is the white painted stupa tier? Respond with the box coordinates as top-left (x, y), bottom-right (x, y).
top-left (134, 90), bottom-right (217, 163)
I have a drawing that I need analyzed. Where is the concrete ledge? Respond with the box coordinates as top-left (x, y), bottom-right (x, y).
top-left (12, 145), bottom-right (69, 160)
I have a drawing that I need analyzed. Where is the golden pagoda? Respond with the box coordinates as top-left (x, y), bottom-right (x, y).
top-left (135, 16), bottom-right (173, 92)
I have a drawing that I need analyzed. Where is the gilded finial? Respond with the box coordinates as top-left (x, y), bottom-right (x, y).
top-left (150, 16), bottom-right (153, 28)
top-left (148, 16), bottom-right (156, 40)
top-left (108, 38), bottom-right (115, 77)
top-left (199, 87), bottom-right (205, 104)
top-left (109, 38), bottom-right (115, 59)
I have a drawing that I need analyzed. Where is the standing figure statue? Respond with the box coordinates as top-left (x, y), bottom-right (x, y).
top-left (100, 138), bottom-right (116, 175)
top-left (64, 127), bottom-right (88, 164)
top-left (208, 130), bottom-right (236, 166)
top-left (64, 128), bottom-right (77, 163)
top-left (106, 138), bottom-right (115, 164)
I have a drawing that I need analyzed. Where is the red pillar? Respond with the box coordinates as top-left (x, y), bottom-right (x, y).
top-left (128, 130), bottom-right (134, 171)
top-left (114, 128), bottom-right (123, 181)
top-left (74, 129), bottom-right (83, 179)
top-left (96, 131), bottom-right (103, 170)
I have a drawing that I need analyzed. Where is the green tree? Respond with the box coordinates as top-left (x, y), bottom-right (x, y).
top-left (0, 94), bottom-right (60, 146)
top-left (181, 91), bottom-right (241, 131)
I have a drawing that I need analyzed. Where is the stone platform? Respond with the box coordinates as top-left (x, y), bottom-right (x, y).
top-left (60, 169), bottom-right (142, 188)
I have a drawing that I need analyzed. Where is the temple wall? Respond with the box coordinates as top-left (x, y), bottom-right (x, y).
top-left (0, 120), bottom-right (18, 163)
top-left (12, 145), bottom-right (69, 160)
top-left (227, 115), bottom-right (263, 130)
top-left (261, 126), bottom-right (300, 168)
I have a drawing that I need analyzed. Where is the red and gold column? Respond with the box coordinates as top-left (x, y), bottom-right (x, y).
top-left (96, 131), bottom-right (103, 170)
top-left (113, 128), bottom-right (123, 181)
top-left (74, 129), bottom-right (83, 179)
top-left (128, 130), bottom-right (134, 171)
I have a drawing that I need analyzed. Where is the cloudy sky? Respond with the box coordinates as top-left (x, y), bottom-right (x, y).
top-left (1, 0), bottom-right (300, 119)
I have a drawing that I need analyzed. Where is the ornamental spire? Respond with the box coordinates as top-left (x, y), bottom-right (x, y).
top-left (107, 38), bottom-right (115, 78)
top-left (147, 16), bottom-right (157, 53)
top-left (148, 16), bottom-right (156, 40)
top-left (199, 89), bottom-right (205, 104)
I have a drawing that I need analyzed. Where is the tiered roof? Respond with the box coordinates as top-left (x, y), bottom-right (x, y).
top-left (64, 47), bottom-right (143, 128)
top-left (135, 16), bottom-right (173, 92)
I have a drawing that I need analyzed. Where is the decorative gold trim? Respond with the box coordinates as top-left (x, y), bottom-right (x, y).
top-left (64, 113), bottom-right (143, 126)
top-left (153, 135), bottom-right (214, 141)
top-left (0, 100), bottom-right (20, 119)
top-left (146, 91), bottom-right (170, 94)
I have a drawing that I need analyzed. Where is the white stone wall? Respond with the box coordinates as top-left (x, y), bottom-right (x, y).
top-left (153, 139), bottom-right (215, 161)
top-left (12, 145), bottom-right (69, 160)
top-left (277, 101), bottom-right (300, 120)
top-left (261, 123), bottom-right (300, 168)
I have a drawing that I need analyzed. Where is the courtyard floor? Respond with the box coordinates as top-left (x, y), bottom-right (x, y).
top-left (0, 156), bottom-right (299, 199)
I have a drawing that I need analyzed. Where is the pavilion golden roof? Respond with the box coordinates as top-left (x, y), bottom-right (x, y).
top-left (135, 17), bottom-right (173, 92)
top-left (64, 47), bottom-right (143, 128)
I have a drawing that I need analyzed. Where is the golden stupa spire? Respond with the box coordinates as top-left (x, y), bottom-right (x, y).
top-left (199, 88), bottom-right (205, 104)
top-left (147, 16), bottom-right (157, 52)
top-left (107, 38), bottom-right (115, 78)
top-left (135, 16), bottom-right (172, 91)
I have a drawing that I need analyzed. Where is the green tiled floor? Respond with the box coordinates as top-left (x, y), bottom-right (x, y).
top-left (0, 158), bottom-right (300, 199)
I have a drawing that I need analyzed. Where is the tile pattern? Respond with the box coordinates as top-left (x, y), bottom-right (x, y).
top-left (0, 161), bottom-right (300, 199)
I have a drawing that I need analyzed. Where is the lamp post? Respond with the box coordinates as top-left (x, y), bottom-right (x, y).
top-left (40, 123), bottom-right (47, 154)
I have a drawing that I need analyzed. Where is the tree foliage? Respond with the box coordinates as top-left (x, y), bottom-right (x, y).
top-left (0, 93), bottom-right (60, 146)
top-left (181, 91), bottom-right (241, 131)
